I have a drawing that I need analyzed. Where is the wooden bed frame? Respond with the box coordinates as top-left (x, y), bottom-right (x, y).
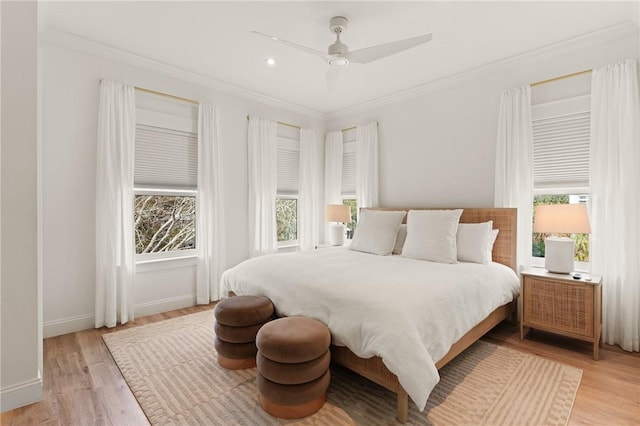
top-left (330, 207), bottom-right (518, 423)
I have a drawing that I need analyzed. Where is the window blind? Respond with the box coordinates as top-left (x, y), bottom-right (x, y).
top-left (342, 141), bottom-right (356, 195)
top-left (532, 110), bottom-right (590, 189)
top-left (134, 124), bottom-right (198, 190)
top-left (277, 137), bottom-right (299, 195)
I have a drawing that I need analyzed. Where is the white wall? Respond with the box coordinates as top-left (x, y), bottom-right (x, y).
top-left (40, 39), bottom-right (325, 337)
top-left (326, 26), bottom-right (639, 209)
top-left (1, 0), bottom-right (43, 411)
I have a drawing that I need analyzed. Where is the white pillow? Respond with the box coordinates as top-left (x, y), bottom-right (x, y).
top-left (488, 229), bottom-right (499, 262)
top-left (456, 221), bottom-right (493, 264)
top-left (392, 224), bottom-right (407, 255)
top-left (349, 210), bottom-right (406, 255)
top-left (401, 209), bottom-right (463, 263)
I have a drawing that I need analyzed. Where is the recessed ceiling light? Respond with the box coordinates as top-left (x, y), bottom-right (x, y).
top-left (266, 58), bottom-right (276, 66)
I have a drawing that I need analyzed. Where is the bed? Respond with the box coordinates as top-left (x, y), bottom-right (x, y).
top-left (221, 207), bottom-right (518, 422)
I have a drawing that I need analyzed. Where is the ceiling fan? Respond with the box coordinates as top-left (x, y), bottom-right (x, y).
top-left (252, 16), bottom-right (432, 91)
top-left (252, 16), bottom-right (433, 68)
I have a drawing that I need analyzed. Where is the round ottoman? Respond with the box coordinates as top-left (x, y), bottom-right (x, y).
top-left (256, 317), bottom-right (331, 419)
top-left (214, 295), bottom-right (274, 370)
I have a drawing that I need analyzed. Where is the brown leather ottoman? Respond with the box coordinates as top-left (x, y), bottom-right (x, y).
top-left (213, 295), bottom-right (274, 370)
top-left (256, 317), bottom-right (331, 419)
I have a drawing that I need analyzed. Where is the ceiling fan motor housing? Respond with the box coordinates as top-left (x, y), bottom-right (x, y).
top-left (328, 41), bottom-right (348, 56)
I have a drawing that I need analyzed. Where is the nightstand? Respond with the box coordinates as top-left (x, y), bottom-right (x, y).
top-left (520, 268), bottom-right (602, 360)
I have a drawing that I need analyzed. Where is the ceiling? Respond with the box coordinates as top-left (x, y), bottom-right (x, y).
top-left (39, 1), bottom-right (638, 114)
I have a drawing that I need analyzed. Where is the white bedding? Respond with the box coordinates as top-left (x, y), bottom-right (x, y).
top-left (220, 247), bottom-right (520, 411)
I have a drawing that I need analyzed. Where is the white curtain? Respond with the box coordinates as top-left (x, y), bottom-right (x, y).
top-left (196, 103), bottom-right (226, 303)
top-left (95, 80), bottom-right (136, 328)
top-left (324, 131), bottom-right (343, 241)
top-left (248, 116), bottom-right (278, 257)
top-left (298, 128), bottom-right (321, 251)
top-left (355, 122), bottom-right (379, 208)
top-left (494, 86), bottom-right (534, 271)
top-left (590, 59), bottom-right (640, 352)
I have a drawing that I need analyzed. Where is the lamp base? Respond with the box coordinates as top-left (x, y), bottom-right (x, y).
top-left (329, 223), bottom-right (345, 246)
top-left (544, 237), bottom-right (575, 274)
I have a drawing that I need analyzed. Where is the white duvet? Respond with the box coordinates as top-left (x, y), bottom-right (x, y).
top-left (220, 247), bottom-right (520, 411)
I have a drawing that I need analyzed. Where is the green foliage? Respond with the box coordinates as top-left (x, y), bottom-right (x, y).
top-left (532, 194), bottom-right (589, 261)
top-left (343, 199), bottom-right (358, 238)
top-left (532, 239), bottom-right (546, 257)
top-left (134, 195), bottom-right (196, 254)
top-left (276, 198), bottom-right (297, 242)
top-left (573, 233), bottom-right (589, 261)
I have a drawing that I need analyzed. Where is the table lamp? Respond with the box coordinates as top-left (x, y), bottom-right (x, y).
top-left (326, 204), bottom-right (351, 246)
top-left (533, 204), bottom-right (591, 274)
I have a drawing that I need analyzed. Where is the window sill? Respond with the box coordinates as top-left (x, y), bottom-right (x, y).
top-left (277, 240), bottom-right (299, 249)
top-left (136, 254), bottom-right (198, 273)
top-left (277, 245), bottom-right (299, 253)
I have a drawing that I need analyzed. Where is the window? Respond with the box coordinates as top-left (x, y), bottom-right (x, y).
top-left (532, 194), bottom-right (590, 262)
top-left (134, 93), bottom-right (198, 258)
top-left (531, 77), bottom-right (591, 267)
top-left (342, 128), bottom-right (358, 239)
top-left (134, 194), bottom-right (196, 254)
top-left (276, 198), bottom-right (297, 242)
top-left (342, 198), bottom-right (357, 239)
top-left (276, 124), bottom-right (300, 247)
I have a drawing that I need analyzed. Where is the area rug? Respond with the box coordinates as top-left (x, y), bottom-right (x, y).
top-left (103, 311), bottom-right (582, 425)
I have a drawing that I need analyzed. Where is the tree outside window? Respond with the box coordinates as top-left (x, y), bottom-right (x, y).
top-left (134, 195), bottom-right (195, 254)
top-left (276, 198), bottom-right (298, 243)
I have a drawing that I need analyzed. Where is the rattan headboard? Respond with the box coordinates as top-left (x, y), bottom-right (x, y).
top-left (366, 207), bottom-right (517, 272)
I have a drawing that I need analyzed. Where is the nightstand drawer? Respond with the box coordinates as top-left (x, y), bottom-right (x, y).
top-left (523, 277), bottom-right (594, 337)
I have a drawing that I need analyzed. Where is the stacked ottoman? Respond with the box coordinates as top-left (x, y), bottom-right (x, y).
top-left (256, 317), bottom-right (331, 419)
top-left (214, 295), bottom-right (274, 370)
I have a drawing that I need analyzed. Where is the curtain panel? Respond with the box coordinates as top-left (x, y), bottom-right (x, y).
top-left (95, 80), bottom-right (136, 328)
top-left (355, 122), bottom-right (379, 208)
top-left (248, 117), bottom-right (278, 257)
top-left (494, 85), bottom-right (534, 272)
top-left (298, 128), bottom-right (321, 251)
top-left (196, 103), bottom-right (226, 303)
top-left (324, 131), bottom-right (343, 204)
top-left (324, 131), bottom-right (343, 242)
top-left (590, 59), bottom-right (640, 352)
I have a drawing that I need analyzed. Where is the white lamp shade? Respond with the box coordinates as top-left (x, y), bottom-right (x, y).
top-left (326, 204), bottom-right (351, 223)
top-left (534, 204), bottom-right (591, 234)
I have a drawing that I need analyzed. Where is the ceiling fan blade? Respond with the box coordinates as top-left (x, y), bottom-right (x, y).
top-left (250, 31), bottom-right (326, 60)
top-left (326, 68), bottom-right (343, 94)
top-left (346, 32), bottom-right (432, 64)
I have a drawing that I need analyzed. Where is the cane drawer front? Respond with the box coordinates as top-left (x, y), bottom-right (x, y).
top-left (523, 276), bottom-right (594, 338)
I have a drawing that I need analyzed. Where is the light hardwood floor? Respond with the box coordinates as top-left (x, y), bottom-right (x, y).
top-left (2, 305), bottom-right (638, 425)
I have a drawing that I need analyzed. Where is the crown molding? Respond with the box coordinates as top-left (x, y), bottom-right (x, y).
top-left (39, 28), bottom-right (325, 120)
top-left (326, 21), bottom-right (639, 121)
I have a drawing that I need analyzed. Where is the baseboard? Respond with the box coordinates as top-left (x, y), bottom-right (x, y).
top-left (134, 294), bottom-right (196, 318)
top-left (44, 294), bottom-right (197, 338)
top-left (43, 313), bottom-right (95, 338)
top-left (0, 370), bottom-right (43, 412)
